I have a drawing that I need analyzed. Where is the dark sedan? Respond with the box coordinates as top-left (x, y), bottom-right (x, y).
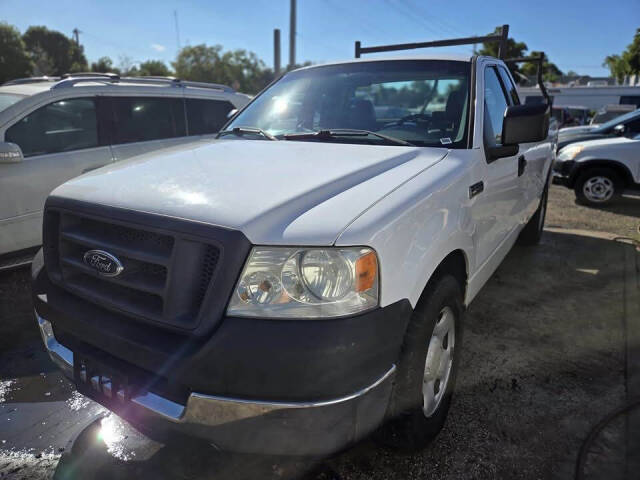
top-left (558, 109), bottom-right (640, 150)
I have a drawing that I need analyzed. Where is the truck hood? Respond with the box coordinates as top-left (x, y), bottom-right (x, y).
top-left (51, 139), bottom-right (447, 245)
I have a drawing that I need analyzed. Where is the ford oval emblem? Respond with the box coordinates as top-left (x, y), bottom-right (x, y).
top-left (83, 250), bottom-right (124, 277)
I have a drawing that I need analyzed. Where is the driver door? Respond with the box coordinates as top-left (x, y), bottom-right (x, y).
top-left (471, 64), bottom-right (521, 269)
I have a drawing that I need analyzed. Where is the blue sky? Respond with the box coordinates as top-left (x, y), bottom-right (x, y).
top-left (1, 0), bottom-right (638, 77)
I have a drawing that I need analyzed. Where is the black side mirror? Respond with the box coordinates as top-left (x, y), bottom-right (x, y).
top-left (487, 144), bottom-right (519, 161)
top-left (502, 103), bottom-right (550, 145)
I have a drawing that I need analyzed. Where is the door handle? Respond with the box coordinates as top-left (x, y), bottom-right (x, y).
top-left (518, 155), bottom-right (527, 177)
top-left (469, 181), bottom-right (484, 199)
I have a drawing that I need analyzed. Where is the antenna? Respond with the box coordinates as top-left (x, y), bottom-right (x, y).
top-left (174, 10), bottom-right (181, 51)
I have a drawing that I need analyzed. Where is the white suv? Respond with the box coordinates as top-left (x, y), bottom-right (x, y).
top-left (33, 29), bottom-right (555, 456)
top-left (0, 74), bottom-right (250, 266)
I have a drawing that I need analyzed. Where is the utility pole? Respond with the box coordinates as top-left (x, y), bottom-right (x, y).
top-left (72, 28), bottom-right (81, 46)
top-left (274, 29), bottom-right (281, 74)
top-left (289, 0), bottom-right (296, 69)
top-left (174, 10), bottom-right (181, 51)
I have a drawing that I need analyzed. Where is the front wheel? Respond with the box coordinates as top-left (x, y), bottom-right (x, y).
top-left (375, 275), bottom-right (464, 450)
top-left (574, 168), bottom-right (621, 206)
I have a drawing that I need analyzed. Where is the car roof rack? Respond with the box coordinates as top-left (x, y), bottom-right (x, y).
top-left (51, 74), bottom-right (234, 93)
top-left (504, 53), bottom-right (551, 105)
top-left (60, 72), bottom-right (120, 79)
top-left (2, 76), bottom-right (61, 86)
top-left (355, 24), bottom-right (510, 59)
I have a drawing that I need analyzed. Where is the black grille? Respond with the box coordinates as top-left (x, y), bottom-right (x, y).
top-left (197, 246), bottom-right (220, 305)
top-left (46, 210), bottom-right (220, 330)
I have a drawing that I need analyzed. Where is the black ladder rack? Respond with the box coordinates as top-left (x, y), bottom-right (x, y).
top-left (355, 24), bottom-right (510, 59)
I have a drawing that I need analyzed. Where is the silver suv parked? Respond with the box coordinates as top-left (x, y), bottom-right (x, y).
top-left (0, 74), bottom-right (250, 267)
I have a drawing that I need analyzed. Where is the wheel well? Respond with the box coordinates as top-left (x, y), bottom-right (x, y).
top-left (430, 250), bottom-right (468, 300)
top-left (570, 160), bottom-right (634, 188)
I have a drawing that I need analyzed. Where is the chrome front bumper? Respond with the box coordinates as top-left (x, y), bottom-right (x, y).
top-left (37, 313), bottom-right (395, 455)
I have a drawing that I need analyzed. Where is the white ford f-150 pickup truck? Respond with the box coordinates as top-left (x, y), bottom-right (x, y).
top-left (32, 30), bottom-right (554, 455)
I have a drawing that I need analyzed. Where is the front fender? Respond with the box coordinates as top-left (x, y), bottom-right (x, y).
top-left (336, 154), bottom-right (475, 309)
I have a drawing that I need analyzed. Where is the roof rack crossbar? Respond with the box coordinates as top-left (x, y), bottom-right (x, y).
top-left (355, 24), bottom-right (509, 59)
top-left (60, 72), bottom-right (120, 79)
top-left (51, 77), bottom-right (119, 89)
top-left (505, 53), bottom-right (551, 105)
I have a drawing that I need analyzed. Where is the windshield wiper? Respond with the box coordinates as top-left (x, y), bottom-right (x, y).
top-left (218, 127), bottom-right (278, 141)
top-left (283, 129), bottom-right (414, 146)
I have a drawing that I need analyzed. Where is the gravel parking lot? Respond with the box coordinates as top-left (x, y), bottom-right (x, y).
top-left (1, 185), bottom-right (638, 480)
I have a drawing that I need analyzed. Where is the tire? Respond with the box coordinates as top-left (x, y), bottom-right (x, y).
top-left (518, 181), bottom-right (548, 246)
top-left (574, 168), bottom-right (621, 206)
top-left (375, 274), bottom-right (464, 450)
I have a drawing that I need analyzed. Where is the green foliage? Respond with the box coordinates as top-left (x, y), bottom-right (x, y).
top-left (90, 56), bottom-right (120, 74)
top-left (0, 23), bottom-right (306, 93)
top-left (173, 44), bottom-right (276, 94)
top-left (0, 23), bottom-right (33, 83)
top-left (478, 27), bottom-right (527, 78)
top-left (603, 28), bottom-right (640, 83)
top-left (22, 26), bottom-right (88, 75)
top-left (479, 27), bottom-right (564, 84)
top-left (138, 60), bottom-right (171, 77)
top-left (521, 51), bottom-right (563, 83)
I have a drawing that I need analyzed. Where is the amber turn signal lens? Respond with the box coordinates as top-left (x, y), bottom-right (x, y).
top-left (355, 251), bottom-right (377, 292)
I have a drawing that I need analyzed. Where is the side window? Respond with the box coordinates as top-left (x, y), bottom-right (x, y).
top-left (497, 67), bottom-right (520, 105)
top-left (625, 118), bottom-right (640, 134)
top-left (186, 98), bottom-right (235, 135)
top-left (5, 98), bottom-right (98, 157)
top-left (484, 67), bottom-right (510, 145)
top-left (111, 97), bottom-right (186, 144)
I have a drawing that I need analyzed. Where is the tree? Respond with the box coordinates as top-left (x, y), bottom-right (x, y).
top-left (603, 55), bottom-right (628, 84)
top-left (0, 23), bottom-right (33, 83)
top-left (478, 26), bottom-right (527, 78)
top-left (173, 44), bottom-right (275, 94)
top-left (22, 26), bottom-right (88, 75)
top-left (479, 27), bottom-right (564, 84)
top-left (138, 60), bottom-right (171, 76)
top-left (116, 55), bottom-right (138, 76)
top-left (90, 56), bottom-right (120, 74)
top-left (603, 29), bottom-right (640, 83)
top-left (521, 51), bottom-right (563, 83)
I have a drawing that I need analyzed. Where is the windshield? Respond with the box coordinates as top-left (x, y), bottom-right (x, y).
top-left (226, 60), bottom-right (471, 148)
top-left (0, 93), bottom-right (25, 113)
top-left (593, 108), bottom-right (640, 132)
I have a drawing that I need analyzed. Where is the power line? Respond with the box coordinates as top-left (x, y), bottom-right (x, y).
top-left (383, 0), bottom-right (474, 54)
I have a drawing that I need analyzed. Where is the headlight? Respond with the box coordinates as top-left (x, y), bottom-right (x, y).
top-left (557, 145), bottom-right (584, 161)
top-left (227, 247), bottom-right (379, 318)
